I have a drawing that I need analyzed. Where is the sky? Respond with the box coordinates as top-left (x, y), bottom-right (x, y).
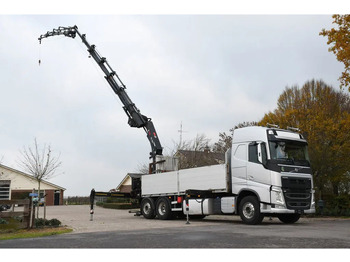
top-left (0, 3), bottom-right (348, 196)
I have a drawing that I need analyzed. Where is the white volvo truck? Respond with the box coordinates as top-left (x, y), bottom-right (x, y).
top-left (139, 126), bottom-right (315, 225)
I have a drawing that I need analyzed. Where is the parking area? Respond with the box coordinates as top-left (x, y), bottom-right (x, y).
top-left (38, 205), bottom-right (233, 233)
top-left (37, 205), bottom-right (346, 234)
top-left (1, 205), bottom-right (349, 248)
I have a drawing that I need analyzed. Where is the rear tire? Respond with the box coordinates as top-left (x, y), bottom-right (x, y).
top-left (277, 214), bottom-right (301, 224)
top-left (156, 197), bottom-right (172, 220)
top-left (141, 198), bottom-right (156, 219)
top-left (239, 196), bottom-right (264, 225)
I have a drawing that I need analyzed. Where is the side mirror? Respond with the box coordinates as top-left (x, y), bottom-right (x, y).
top-left (258, 142), bottom-right (268, 167)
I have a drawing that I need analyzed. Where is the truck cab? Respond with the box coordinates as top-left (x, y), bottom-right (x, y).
top-left (231, 126), bottom-right (315, 224)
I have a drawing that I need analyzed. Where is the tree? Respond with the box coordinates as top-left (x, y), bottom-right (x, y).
top-left (259, 79), bottom-right (350, 197)
top-left (136, 134), bottom-right (214, 173)
top-left (175, 134), bottom-right (213, 169)
top-left (212, 121), bottom-right (258, 153)
top-left (320, 15), bottom-right (350, 91)
top-left (212, 131), bottom-right (233, 153)
top-left (18, 138), bottom-right (62, 218)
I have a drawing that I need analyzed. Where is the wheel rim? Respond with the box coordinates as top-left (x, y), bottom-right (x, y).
top-left (143, 202), bottom-right (151, 215)
top-left (243, 202), bottom-right (255, 219)
top-left (158, 201), bottom-right (166, 216)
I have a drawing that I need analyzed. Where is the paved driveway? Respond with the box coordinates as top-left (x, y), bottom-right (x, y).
top-left (38, 205), bottom-right (238, 233)
top-left (1, 205), bottom-right (349, 248)
top-left (39, 205), bottom-right (349, 233)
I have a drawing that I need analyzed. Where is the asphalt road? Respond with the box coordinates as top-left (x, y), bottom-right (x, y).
top-left (1, 205), bottom-right (349, 248)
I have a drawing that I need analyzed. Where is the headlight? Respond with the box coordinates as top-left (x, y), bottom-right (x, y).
top-left (271, 186), bottom-right (285, 206)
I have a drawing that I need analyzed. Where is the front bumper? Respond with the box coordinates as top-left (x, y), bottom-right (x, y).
top-left (261, 203), bottom-right (315, 214)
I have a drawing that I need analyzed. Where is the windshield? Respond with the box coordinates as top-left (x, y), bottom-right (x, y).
top-left (269, 140), bottom-right (310, 166)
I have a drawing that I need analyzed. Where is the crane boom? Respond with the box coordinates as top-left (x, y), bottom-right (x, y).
top-left (39, 25), bottom-right (163, 168)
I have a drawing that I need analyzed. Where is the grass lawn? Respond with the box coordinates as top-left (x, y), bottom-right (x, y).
top-left (0, 227), bottom-right (73, 240)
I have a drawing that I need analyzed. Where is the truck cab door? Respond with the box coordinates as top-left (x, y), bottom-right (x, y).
top-left (246, 142), bottom-right (271, 203)
top-left (231, 143), bottom-right (247, 194)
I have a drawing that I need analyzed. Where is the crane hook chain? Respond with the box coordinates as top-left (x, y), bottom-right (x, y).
top-left (38, 26), bottom-right (78, 66)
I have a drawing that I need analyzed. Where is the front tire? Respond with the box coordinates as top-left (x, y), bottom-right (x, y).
top-left (239, 196), bottom-right (264, 225)
top-left (156, 197), bottom-right (172, 220)
top-left (141, 198), bottom-right (156, 219)
top-left (277, 214), bottom-right (301, 224)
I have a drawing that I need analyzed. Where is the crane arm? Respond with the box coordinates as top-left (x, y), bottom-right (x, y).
top-left (39, 26), bottom-right (163, 162)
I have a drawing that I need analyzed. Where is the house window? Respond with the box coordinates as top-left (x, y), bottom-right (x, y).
top-left (0, 180), bottom-right (11, 200)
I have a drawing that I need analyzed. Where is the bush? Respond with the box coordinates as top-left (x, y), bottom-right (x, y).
top-left (34, 218), bottom-right (46, 228)
top-left (317, 194), bottom-right (350, 216)
top-left (0, 218), bottom-right (9, 224)
top-left (34, 218), bottom-right (62, 228)
top-left (49, 218), bottom-right (61, 227)
top-left (13, 216), bottom-right (23, 223)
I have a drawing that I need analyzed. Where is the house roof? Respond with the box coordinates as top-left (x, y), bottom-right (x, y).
top-left (0, 164), bottom-right (66, 191)
top-left (115, 173), bottom-right (142, 191)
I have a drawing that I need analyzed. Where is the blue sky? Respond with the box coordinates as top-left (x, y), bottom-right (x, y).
top-left (0, 5), bottom-right (347, 195)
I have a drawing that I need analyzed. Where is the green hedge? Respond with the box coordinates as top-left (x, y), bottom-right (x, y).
top-left (96, 199), bottom-right (139, 209)
top-left (99, 203), bottom-right (133, 209)
top-left (105, 197), bottom-right (130, 203)
top-left (317, 194), bottom-right (350, 216)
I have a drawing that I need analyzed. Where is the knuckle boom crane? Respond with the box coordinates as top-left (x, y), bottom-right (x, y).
top-left (38, 26), bottom-right (163, 173)
top-left (39, 26), bottom-right (317, 225)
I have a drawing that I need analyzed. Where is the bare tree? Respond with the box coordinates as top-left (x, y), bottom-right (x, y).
top-left (18, 138), bottom-right (62, 218)
top-left (136, 163), bottom-right (149, 175)
top-left (172, 133), bottom-right (216, 169)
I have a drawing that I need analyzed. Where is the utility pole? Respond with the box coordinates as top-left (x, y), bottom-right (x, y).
top-left (178, 121), bottom-right (187, 148)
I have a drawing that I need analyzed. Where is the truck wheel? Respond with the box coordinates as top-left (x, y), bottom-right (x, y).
top-left (141, 198), bottom-right (156, 219)
top-left (239, 196), bottom-right (264, 225)
top-left (156, 197), bottom-right (172, 220)
top-left (277, 214), bottom-right (301, 224)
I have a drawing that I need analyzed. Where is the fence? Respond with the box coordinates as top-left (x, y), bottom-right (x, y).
top-left (0, 199), bottom-right (33, 229)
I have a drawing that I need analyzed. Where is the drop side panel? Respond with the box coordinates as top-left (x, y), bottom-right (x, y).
top-left (141, 164), bottom-right (227, 196)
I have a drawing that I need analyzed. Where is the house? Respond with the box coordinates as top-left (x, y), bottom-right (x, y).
top-left (0, 164), bottom-right (65, 206)
top-left (115, 173), bottom-right (143, 193)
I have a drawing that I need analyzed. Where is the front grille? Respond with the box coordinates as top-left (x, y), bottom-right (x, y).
top-left (282, 177), bottom-right (312, 210)
top-left (285, 192), bottom-right (310, 199)
top-left (284, 191), bottom-right (311, 209)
